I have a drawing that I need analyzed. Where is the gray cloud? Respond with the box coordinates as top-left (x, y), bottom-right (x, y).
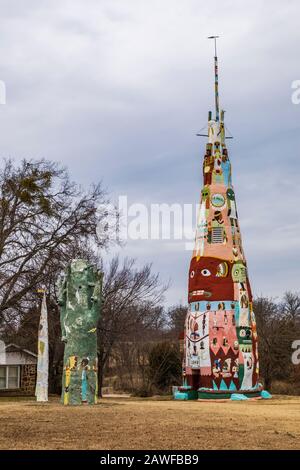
top-left (0, 0), bottom-right (299, 306)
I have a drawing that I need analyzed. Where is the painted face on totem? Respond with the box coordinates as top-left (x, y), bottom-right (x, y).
top-left (201, 187), bottom-right (210, 201)
top-left (188, 257), bottom-right (234, 302)
top-left (226, 188), bottom-right (235, 201)
top-left (232, 262), bottom-right (247, 283)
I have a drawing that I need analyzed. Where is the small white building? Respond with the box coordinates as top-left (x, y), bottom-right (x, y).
top-left (0, 343), bottom-right (37, 396)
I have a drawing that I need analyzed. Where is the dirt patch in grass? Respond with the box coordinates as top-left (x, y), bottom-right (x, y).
top-left (0, 395), bottom-right (299, 450)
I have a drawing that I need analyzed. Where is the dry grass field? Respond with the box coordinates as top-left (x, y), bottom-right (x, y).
top-left (0, 395), bottom-right (300, 450)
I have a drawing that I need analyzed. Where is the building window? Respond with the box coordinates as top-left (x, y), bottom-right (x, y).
top-left (0, 367), bottom-right (5, 389)
top-left (0, 365), bottom-right (20, 389)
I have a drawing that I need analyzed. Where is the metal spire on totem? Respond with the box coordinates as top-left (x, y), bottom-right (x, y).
top-left (208, 36), bottom-right (220, 122)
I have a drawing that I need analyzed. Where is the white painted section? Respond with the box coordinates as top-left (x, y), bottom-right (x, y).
top-left (185, 309), bottom-right (211, 369)
top-left (35, 293), bottom-right (49, 402)
top-left (241, 352), bottom-right (254, 390)
top-left (208, 120), bottom-right (220, 145)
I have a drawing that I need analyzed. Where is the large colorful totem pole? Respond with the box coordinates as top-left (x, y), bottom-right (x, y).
top-left (177, 38), bottom-right (263, 400)
top-left (58, 259), bottom-right (102, 405)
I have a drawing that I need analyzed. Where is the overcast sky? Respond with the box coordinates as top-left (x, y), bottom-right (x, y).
top-left (0, 0), bottom-right (299, 306)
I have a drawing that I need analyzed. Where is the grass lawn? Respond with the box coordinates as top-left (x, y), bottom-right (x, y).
top-left (0, 395), bottom-right (299, 450)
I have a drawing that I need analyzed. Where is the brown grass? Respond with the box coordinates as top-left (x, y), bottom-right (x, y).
top-left (0, 395), bottom-right (300, 450)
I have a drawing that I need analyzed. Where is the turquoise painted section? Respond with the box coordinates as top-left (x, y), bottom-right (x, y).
top-left (234, 302), bottom-right (240, 325)
top-left (174, 391), bottom-right (189, 400)
top-left (213, 381), bottom-right (218, 390)
top-left (220, 379), bottom-right (228, 390)
top-left (190, 300), bottom-right (238, 312)
top-left (174, 390), bottom-right (198, 400)
top-left (230, 393), bottom-right (249, 401)
top-left (229, 381), bottom-right (237, 390)
top-left (261, 390), bottom-right (272, 399)
top-left (221, 159), bottom-right (231, 186)
top-left (81, 369), bottom-right (88, 402)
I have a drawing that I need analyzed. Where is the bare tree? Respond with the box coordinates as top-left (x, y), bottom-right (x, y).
top-left (167, 304), bottom-right (188, 339)
top-left (106, 307), bottom-right (168, 393)
top-left (254, 296), bottom-right (294, 390)
top-left (0, 158), bottom-right (113, 330)
top-left (98, 256), bottom-right (168, 396)
top-left (147, 341), bottom-right (181, 392)
top-left (281, 291), bottom-right (300, 325)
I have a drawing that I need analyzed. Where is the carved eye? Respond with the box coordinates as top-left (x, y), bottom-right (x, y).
top-left (201, 269), bottom-right (211, 277)
top-left (240, 329), bottom-right (246, 337)
top-left (190, 270), bottom-right (195, 278)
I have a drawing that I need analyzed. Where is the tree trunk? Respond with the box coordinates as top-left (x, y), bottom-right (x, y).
top-left (97, 350), bottom-right (107, 398)
top-left (264, 375), bottom-right (272, 391)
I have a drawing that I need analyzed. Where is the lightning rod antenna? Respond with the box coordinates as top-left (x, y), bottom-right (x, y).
top-left (208, 35), bottom-right (220, 122)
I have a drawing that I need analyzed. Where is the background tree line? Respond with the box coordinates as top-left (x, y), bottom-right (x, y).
top-left (1, 158), bottom-right (300, 396)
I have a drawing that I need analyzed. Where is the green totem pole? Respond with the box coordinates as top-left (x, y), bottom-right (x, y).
top-left (58, 259), bottom-right (102, 405)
